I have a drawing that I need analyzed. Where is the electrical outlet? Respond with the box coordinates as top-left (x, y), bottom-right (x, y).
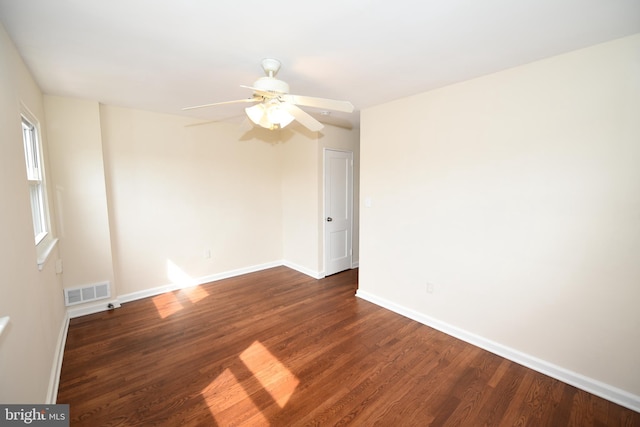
top-left (426, 282), bottom-right (435, 294)
top-left (204, 249), bottom-right (211, 259)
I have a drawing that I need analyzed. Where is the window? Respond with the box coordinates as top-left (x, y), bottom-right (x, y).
top-left (21, 109), bottom-right (56, 269)
top-left (22, 117), bottom-right (48, 243)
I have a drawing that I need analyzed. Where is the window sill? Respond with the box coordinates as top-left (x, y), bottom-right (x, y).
top-left (37, 237), bottom-right (59, 271)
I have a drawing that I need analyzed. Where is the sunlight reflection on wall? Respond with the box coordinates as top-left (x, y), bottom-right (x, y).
top-left (166, 259), bottom-right (197, 287)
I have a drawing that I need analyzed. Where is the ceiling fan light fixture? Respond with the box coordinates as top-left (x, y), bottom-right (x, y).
top-left (267, 104), bottom-right (294, 128)
top-left (245, 103), bottom-right (269, 128)
top-left (245, 102), bottom-right (294, 130)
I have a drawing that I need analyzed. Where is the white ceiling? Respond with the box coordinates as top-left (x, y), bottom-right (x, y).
top-left (1, 0), bottom-right (639, 128)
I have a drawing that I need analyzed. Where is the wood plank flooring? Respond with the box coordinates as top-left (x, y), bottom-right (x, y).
top-left (57, 266), bottom-right (639, 426)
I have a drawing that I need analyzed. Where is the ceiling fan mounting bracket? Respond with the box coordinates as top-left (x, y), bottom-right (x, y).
top-left (261, 58), bottom-right (281, 77)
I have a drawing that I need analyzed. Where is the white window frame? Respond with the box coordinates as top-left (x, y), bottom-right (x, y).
top-left (21, 106), bottom-right (57, 270)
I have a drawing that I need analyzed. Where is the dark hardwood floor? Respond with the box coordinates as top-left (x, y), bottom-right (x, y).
top-left (57, 267), bottom-right (639, 426)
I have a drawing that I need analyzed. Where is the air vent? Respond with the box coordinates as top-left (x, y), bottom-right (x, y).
top-left (64, 282), bottom-right (110, 306)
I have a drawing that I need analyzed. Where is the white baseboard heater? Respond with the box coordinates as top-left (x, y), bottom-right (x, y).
top-left (64, 282), bottom-right (110, 306)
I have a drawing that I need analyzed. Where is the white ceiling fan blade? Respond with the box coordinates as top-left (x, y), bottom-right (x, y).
top-left (282, 103), bottom-right (324, 132)
top-left (308, 112), bottom-right (353, 130)
top-left (182, 97), bottom-right (260, 111)
top-left (281, 94), bottom-right (354, 113)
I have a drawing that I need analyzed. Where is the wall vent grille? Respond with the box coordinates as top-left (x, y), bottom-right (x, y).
top-left (64, 282), bottom-right (110, 306)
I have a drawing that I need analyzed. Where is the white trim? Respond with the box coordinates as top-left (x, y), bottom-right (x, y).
top-left (46, 312), bottom-right (69, 404)
top-left (283, 260), bottom-right (324, 279)
top-left (37, 237), bottom-right (58, 271)
top-left (118, 260), bottom-right (285, 304)
top-left (355, 289), bottom-right (640, 413)
top-left (67, 299), bottom-right (121, 319)
top-left (351, 261), bottom-right (359, 268)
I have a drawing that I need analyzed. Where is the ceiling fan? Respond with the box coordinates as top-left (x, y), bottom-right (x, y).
top-left (182, 58), bottom-right (354, 131)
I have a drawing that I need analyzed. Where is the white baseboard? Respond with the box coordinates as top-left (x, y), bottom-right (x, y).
top-left (67, 299), bottom-right (122, 319)
top-left (282, 260), bottom-right (323, 279)
top-left (46, 312), bottom-right (69, 404)
top-left (355, 289), bottom-right (640, 413)
top-left (118, 260), bottom-right (285, 304)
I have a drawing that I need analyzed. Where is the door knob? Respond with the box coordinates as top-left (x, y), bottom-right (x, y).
top-left (327, 217), bottom-right (333, 222)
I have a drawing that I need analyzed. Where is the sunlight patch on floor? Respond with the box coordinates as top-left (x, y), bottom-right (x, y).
top-left (201, 341), bottom-right (300, 424)
top-left (151, 292), bottom-right (182, 319)
top-left (180, 285), bottom-right (209, 304)
top-left (153, 260), bottom-right (210, 318)
top-left (201, 367), bottom-right (269, 426)
top-left (239, 341), bottom-right (300, 408)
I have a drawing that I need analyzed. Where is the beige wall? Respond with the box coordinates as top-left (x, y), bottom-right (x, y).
top-left (360, 34), bottom-right (640, 397)
top-left (280, 128), bottom-right (322, 274)
top-left (99, 106), bottom-right (286, 296)
top-left (0, 24), bottom-right (65, 403)
top-left (44, 96), bottom-right (116, 296)
top-left (42, 102), bottom-right (359, 301)
top-left (97, 107), bottom-right (360, 292)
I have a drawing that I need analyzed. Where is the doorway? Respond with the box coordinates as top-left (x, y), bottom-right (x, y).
top-left (324, 149), bottom-right (353, 276)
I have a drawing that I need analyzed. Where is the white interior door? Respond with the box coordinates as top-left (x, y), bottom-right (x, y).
top-left (324, 149), bottom-right (353, 276)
